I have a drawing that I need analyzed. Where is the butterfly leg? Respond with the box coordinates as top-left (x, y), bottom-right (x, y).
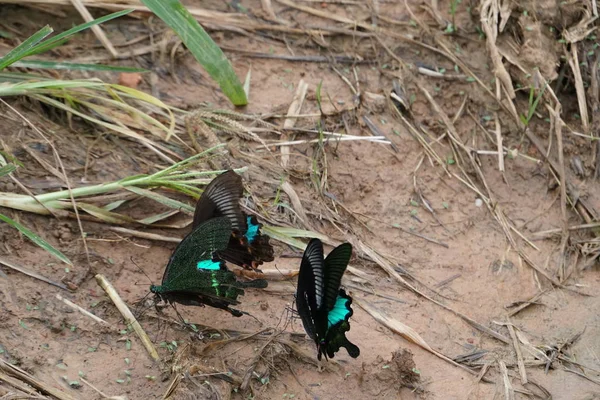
top-left (317, 359), bottom-right (323, 373)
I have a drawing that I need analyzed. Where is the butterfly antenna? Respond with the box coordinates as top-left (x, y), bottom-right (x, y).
top-left (272, 261), bottom-right (300, 293)
top-left (130, 257), bottom-right (153, 284)
top-left (132, 291), bottom-right (153, 319)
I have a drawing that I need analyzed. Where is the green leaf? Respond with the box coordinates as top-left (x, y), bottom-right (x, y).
top-left (141, 0), bottom-right (247, 105)
top-left (0, 164), bottom-right (17, 176)
top-left (14, 60), bottom-right (147, 73)
top-left (0, 213), bottom-right (72, 265)
top-left (125, 186), bottom-right (194, 213)
top-left (0, 26), bottom-right (53, 70)
top-left (23, 10), bottom-right (134, 58)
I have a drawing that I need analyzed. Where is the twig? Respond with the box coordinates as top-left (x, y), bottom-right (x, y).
top-left (498, 360), bottom-right (515, 400)
top-left (56, 293), bottom-right (111, 326)
top-left (567, 43), bottom-right (590, 132)
top-left (95, 274), bottom-right (161, 364)
top-left (70, 0), bottom-right (118, 57)
top-left (505, 319), bottom-right (527, 384)
top-left (506, 289), bottom-right (549, 317)
top-left (109, 226), bottom-right (181, 243)
top-left (0, 256), bottom-right (69, 291)
top-left (0, 358), bottom-right (76, 400)
top-left (281, 80), bottom-right (308, 168)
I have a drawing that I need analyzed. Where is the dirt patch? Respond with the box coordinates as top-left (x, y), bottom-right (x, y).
top-left (360, 349), bottom-right (422, 397)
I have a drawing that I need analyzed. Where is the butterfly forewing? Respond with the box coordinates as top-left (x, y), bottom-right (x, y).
top-left (161, 217), bottom-right (232, 286)
top-left (323, 243), bottom-right (353, 311)
top-left (192, 171), bottom-right (246, 232)
top-left (296, 239), bottom-right (326, 340)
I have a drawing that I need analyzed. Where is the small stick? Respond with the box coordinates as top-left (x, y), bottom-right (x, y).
top-left (109, 226), bottom-right (181, 243)
top-left (506, 290), bottom-right (549, 317)
top-left (531, 222), bottom-right (600, 239)
top-left (0, 256), bottom-right (69, 291)
top-left (0, 358), bottom-right (76, 400)
top-left (494, 112), bottom-right (504, 171)
top-left (567, 43), bottom-right (590, 132)
top-left (260, 0), bottom-right (279, 21)
top-left (56, 293), bottom-right (110, 326)
top-left (281, 80), bottom-right (308, 167)
top-left (498, 360), bottom-right (515, 400)
top-left (505, 319), bottom-right (528, 384)
top-left (548, 104), bottom-right (569, 281)
top-left (70, 0), bottom-right (118, 57)
top-left (95, 274), bottom-right (161, 363)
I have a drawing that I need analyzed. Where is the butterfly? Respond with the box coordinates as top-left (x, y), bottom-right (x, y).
top-left (192, 170), bottom-right (274, 270)
top-left (296, 238), bottom-right (360, 360)
top-left (150, 217), bottom-right (267, 317)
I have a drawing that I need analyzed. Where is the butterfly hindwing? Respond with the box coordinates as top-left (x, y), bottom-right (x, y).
top-left (193, 171), bottom-right (274, 269)
top-left (324, 289), bottom-right (360, 359)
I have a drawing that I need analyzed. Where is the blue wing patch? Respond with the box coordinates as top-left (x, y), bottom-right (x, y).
top-left (244, 216), bottom-right (260, 243)
top-left (197, 259), bottom-right (221, 270)
top-left (327, 294), bottom-right (351, 328)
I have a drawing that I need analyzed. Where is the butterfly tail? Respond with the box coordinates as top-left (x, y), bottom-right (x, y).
top-left (327, 335), bottom-right (360, 359)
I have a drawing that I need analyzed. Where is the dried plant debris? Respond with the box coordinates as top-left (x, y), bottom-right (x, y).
top-left (359, 349), bottom-right (421, 396)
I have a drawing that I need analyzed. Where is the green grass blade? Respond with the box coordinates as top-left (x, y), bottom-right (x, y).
top-left (125, 186), bottom-right (194, 213)
top-left (0, 164), bottom-right (17, 176)
top-left (141, 0), bottom-right (247, 106)
top-left (0, 26), bottom-right (52, 70)
top-left (15, 60), bottom-right (147, 73)
top-left (0, 72), bottom-right (48, 82)
top-left (0, 213), bottom-right (72, 265)
top-left (23, 9), bottom-right (134, 58)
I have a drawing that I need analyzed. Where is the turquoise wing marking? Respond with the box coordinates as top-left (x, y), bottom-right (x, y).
top-left (197, 259), bottom-right (221, 270)
top-left (327, 294), bottom-right (351, 328)
top-left (244, 216), bottom-right (259, 243)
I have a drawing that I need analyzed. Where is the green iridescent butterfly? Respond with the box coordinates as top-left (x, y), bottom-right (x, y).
top-left (150, 217), bottom-right (267, 317)
top-left (296, 239), bottom-right (360, 360)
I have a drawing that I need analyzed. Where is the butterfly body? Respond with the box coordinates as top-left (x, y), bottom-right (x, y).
top-left (150, 217), bottom-right (267, 317)
top-left (296, 239), bottom-right (360, 360)
top-left (193, 171), bottom-right (274, 270)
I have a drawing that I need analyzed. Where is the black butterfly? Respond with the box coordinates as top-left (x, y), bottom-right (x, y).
top-left (193, 170), bottom-right (274, 270)
top-left (296, 239), bottom-right (360, 360)
top-left (150, 217), bottom-right (267, 317)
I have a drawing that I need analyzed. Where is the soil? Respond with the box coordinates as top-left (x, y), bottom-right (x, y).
top-left (1, 1), bottom-right (600, 400)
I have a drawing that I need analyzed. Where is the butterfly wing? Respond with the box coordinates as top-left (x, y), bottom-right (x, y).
top-left (296, 239), bottom-right (327, 342)
top-left (321, 244), bottom-right (359, 359)
top-left (323, 243), bottom-right (352, 312)
top-left (160, 216), bottom-right (232, 286)
top-left (193, 172), bottom-right (273, 270)
top-left (323, 289), bottom-right (360, 359)
top-left (218, 215), bottom-right (274, 269)
top-left (192, 170), bottom-right (247, 233)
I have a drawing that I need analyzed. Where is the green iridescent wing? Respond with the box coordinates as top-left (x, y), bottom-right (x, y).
top-left (159, 217), bottom-right (239, 300)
